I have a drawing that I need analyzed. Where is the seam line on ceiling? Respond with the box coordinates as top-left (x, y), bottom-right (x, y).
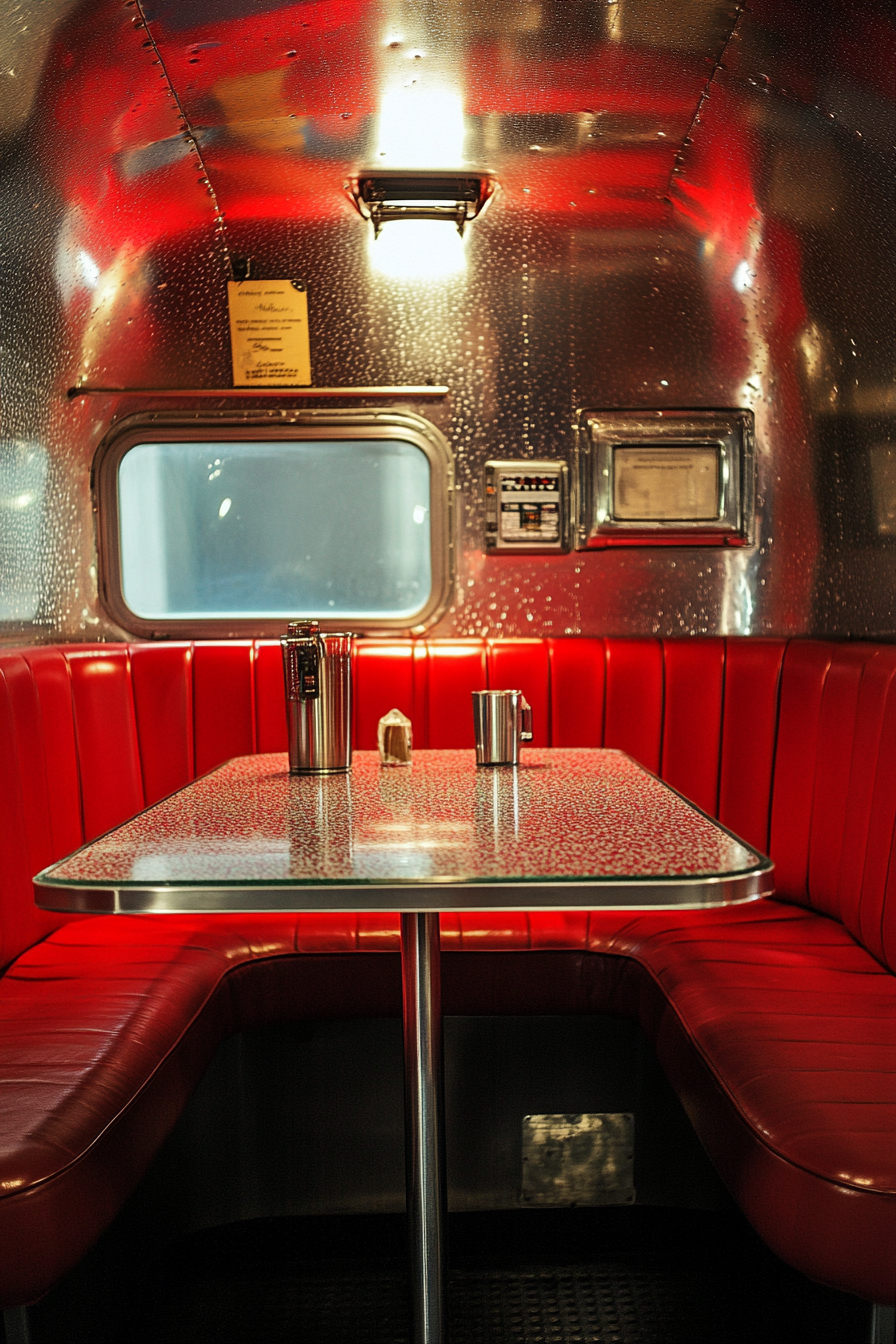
top-left (133, 0), bottom-right (234, 281)
top-left (667, 2), bottom-right (746, 194)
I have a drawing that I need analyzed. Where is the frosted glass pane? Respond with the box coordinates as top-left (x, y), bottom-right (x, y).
top-left (118, 439), bottom-right (432, 619)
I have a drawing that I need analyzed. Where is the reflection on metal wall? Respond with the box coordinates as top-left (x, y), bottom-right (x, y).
top-left (1, 0), bottom-right (893, 641)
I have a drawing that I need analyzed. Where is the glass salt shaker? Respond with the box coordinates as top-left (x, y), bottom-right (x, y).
top-left (378, 708), bottom-right (413, 766)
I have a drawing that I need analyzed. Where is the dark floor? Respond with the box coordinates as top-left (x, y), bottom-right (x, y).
top-left (18, 1207), bottom-right (872, 1344)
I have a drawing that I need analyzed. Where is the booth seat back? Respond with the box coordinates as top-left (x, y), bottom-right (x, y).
top-left (1, 637), bottom-right (895, 973)
top-left (770, 641), bottom-right (896, 972)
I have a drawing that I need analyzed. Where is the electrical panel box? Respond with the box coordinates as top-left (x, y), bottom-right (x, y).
top-left (484, 460), bottom-right (569, 553)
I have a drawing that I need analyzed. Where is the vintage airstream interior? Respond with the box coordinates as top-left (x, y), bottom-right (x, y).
top-left (1, 0), bottom-right (895, 1340)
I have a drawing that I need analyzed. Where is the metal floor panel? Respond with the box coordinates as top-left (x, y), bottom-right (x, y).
top-left (22, 1209), bottom-right (872, 1344)
top-left (132, 1266), bottom-right (711, 1343)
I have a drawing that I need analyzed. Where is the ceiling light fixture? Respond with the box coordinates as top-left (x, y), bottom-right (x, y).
top-left (346, 170), bottom-right (497, 237)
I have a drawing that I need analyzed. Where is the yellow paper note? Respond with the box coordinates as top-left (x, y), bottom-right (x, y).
top-left (227, 279), bottom-right (311, 387)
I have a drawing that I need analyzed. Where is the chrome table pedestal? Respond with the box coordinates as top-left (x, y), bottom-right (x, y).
top-left (401, 912), bottom-right (447, 1344)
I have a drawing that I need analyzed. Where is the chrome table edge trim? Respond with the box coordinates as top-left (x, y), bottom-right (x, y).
top-left (33, 865), bottom-right (775, 914)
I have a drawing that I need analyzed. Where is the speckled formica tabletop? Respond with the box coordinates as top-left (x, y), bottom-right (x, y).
top-left (35, 750), bottom-right (773, 913)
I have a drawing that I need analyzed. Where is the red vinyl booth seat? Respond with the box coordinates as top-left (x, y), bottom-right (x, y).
top-left (0, 637), bottom-right (894, 1307)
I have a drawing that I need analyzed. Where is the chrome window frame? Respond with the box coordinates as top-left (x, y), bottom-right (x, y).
top-left (94, 409), bottom-right (455, 638)
top-left (576, 409), bottom-right (754, 548)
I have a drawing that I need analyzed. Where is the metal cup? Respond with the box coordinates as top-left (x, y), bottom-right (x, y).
top-left (471, 689), bottom-right (533, 766)
top-left (281, 621), bottom-right (353, 774)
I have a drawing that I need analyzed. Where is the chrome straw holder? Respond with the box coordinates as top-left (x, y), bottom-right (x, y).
top-left (281, 622), bottom-right (353, 774)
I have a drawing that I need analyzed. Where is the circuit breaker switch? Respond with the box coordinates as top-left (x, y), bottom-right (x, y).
top-left (484, 460), bottom-right (569, 553)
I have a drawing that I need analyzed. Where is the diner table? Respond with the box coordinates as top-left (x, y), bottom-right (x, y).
top-left (35, 747), bottom-right (775, 1344)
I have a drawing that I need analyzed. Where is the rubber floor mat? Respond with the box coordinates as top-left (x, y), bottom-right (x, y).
top-left (23, 1208), bottom-right (871, 1344)
top-left (129, 1262), bottom-right (717, 1344)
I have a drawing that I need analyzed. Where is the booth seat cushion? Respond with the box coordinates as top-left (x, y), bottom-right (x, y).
top-left (1, 902), bottom-right (894, 1306)
top-left (0, 913), bottom-right (358, 1305)
top-left (0, 909), bottom-right (620, 1304)
top-left (587, 901), bottom-right (896, 1305)
top-left (294, 900), bottom-right (896, 1281)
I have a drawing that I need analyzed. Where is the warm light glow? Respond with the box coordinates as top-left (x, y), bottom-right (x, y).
top-left (368, 219), bottom-right (467, 280)
top-left (367, 82), bottom-right (470, 278)
top-left (375, 86), bottom-right (466, 167)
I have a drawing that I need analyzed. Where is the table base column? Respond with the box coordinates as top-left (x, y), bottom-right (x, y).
top-left (401, 911), bottom-right (446, 1344)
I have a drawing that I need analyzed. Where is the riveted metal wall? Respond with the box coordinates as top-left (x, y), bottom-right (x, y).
top-left (1, 0), bottom-right (893, 641)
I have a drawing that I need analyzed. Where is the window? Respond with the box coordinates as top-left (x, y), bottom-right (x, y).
top-left (97, 412), bottom-right (453, 635)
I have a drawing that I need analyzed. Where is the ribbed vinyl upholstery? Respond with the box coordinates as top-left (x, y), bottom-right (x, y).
top-left (590, 901), bottom-right (896, 1302)
top-left (0, 637), bottom-right (894, 1307)
top-left (660, 639), bottom-right (725, 816)
top-left (770, 642), bottom-right (896, 971)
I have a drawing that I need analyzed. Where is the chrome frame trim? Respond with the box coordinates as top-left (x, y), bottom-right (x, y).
top-left (93, 409), bottom-right (456, 637)
top-left (576, 409), bottom-right (755, 548)
top-left (34, 863), bottom-right (774, 914)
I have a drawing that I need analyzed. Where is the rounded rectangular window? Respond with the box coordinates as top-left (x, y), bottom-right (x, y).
top-left (97, 413), bottom-right (454, 635)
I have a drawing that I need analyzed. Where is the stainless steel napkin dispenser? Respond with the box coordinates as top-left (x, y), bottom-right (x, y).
top-left (281, 621), bottom-right (353, 774)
